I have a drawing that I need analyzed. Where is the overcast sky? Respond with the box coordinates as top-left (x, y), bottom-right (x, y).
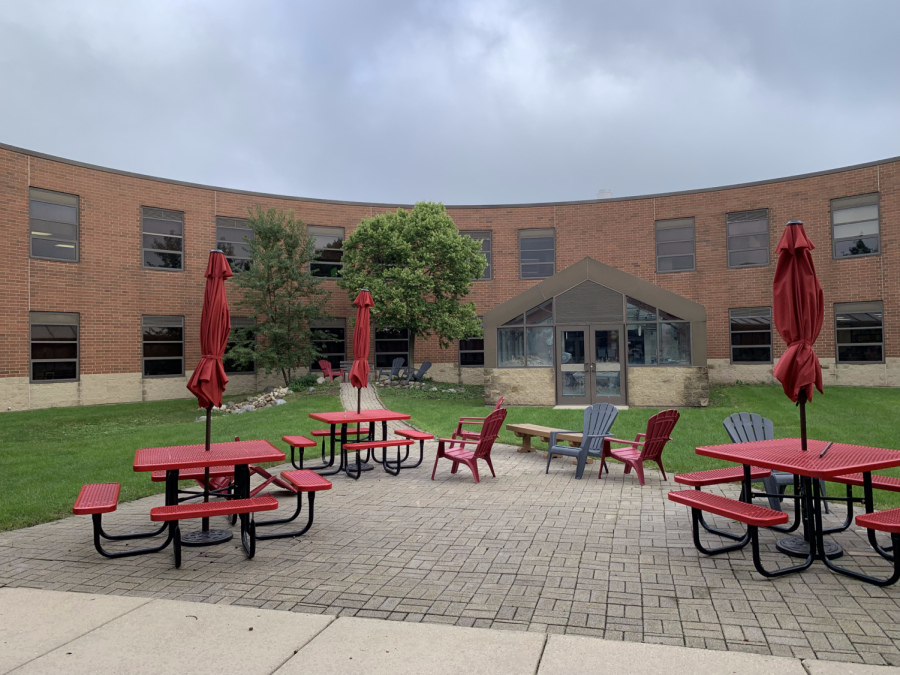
top-left (1, 1), bottom-right (898, 205)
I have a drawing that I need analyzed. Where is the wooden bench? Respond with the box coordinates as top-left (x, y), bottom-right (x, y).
top-left (394, 429), bottom-right (433, 470)
top-left (343, 439), bottom-right (415, 478)
top-left (150, 494), bottom-right (279, 568)
top-left (74, 483), bottom-right (171, 560)
top-left (256, 470), bottom-right (332, 540)
top-left (505, 423), bottom-right (594, 464)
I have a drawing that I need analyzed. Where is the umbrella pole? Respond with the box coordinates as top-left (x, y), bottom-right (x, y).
top-left (203, 404), bottom-right (212, 532)
top-left (357, 387), bottom-right (361, 414)
top-left (799, 386), bottom-right (808, 452)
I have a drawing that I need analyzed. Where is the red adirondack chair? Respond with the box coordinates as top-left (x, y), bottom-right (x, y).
top-left (598, 409), bottom-right (680, 486)
top-left (318, 360), bottom-right (345, 382)
top-left (451, 396), bottom-right (504, 445)
top-left (432, 408), bottom-right (507, 483)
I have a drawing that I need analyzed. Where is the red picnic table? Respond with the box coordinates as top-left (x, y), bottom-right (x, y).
top-left (307, 409), bottom-right (412, 477)
top-left (695, 437), bottom-right (900, 584)
top-left (134, 440), bottom-right (285, 546)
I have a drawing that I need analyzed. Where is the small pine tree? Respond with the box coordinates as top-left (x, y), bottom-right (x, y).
top-left (226, 206), bottom-right (332, 386)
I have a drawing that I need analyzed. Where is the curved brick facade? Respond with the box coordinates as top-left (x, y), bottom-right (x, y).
top-left (1, 142), bottom-right (898, 409)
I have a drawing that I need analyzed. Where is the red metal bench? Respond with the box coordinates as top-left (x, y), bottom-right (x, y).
top-left (831, 473), bottom-right (900, 492)
top-left (150, 494), bottom-right (278, 567)
top-left (256, 469), bottom-right (332, 540)
top-left (673, 466), bottom-right (771, 487)
top-left (150, 466), bottom-right (234, 483)
top-left (309, 426), bottom-right (372, 465)
top-left (73, 483), bottom-right (171, 560)
top-left (391, 429), bottom-right (433, 469)
top-left (833, 509), bottom-right (900, 585)
top-left (343, 439), bottom-right (415, 478)
top-left (282, 435), bottom-right (317, 470)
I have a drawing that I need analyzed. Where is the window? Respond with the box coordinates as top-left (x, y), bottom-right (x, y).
top-left (626, 297), bottom-right (691, 366)
top-left (832, 194), bottom-right (880, 258)
top-left (460, 321), bottom-right (484, 366)
top-left (142, 208), bottom-right (184, 269)
top-left (498, 299), bottom-right (554, 367)
top-left (375, 328), bottom-right (409, 368)
top-left (30, 312), bottom-right (79, 382)
top-left (309, 226), bottom-right (344, 277)
top-left (835, 301), bottom-right (883, 363)
top-left (730, 307), bottom-right (772, 363)
top-left (224, 317), bottom-right (255, 374)
top-left (519, 229), bottom-right (555, 279)
top-left (142, 316), bottom-right (184, 376)
top-left (656, 218), bottom-right (695, 272)
top-left (30, 188), bottom-right (79, 262)
top-left (217, 217), bottom-right (253, 272)
top-left (727, 209), bottom-right (769, 268)
top-left (311, 321), bottom-right (346, 371)
top-left (463, 231), bottom-right (492, 280)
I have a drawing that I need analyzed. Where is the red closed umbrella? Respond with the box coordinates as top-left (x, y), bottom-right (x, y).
top-left (184, 250), bottom-right (233, 543)
top-left (349, 289), bottom-right (374, 413)
top-left (772, 221), bottom-right (824, 451)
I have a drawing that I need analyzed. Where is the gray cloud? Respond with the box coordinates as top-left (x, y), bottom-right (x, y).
top-left (0, 0), bottom-right (897, 204)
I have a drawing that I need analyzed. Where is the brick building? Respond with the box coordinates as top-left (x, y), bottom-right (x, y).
top-left (1, 141), bottom-right (897, 410)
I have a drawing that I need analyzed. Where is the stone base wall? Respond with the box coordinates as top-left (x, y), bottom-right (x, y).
top-left (0, 368), bottom-right (296, 411)
top-left (425, 363), bottom-right (485, 385)
top-left (708, 357), bottom-right (900, 388)
top-left (484, 367), bottom-right (555, 406)
top-left (627, 367), bottom-right (710, 408)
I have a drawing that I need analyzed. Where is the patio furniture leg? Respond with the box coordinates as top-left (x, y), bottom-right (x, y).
top-left (90, 514), bottom-right (174, 558)
top-left (399, 439), bottom-right (424, 469)
top-left (96, 519), bottom-right (168, 541)
top-left (484, 457), bottom-right (496, 478)
top-left (690, 509), bottom-right (750, 554)
top-left (573, 451), bottom-right (588, 479)
top-left (749, 524), bottom-right (814, 578)
top-left (257, 493), bottom-right (317, 540)
top-left (346, 450), bottom-right (362, 480)
top-left (860, 472), bottom-right (896, 561)
top-left (173, 523), bottom-right (182, 568)
top-left (239, 513), bottom-right (257, 559)
top-left (693, 488), bottom-right (747, 542)
top-left (382, 445), bottom-right (402, 476)
top-left (451, 461), bottom-right (459, 474)
top-left (654, 459), bottom-right (666, 481)
top-left (470, 461), bottom-right (480, 484)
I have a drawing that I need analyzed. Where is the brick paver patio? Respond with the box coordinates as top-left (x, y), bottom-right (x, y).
top-left (2, 385), bottom-right (900, 666)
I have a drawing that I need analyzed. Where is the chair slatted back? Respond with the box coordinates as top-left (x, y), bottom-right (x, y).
top-left (473, 408), bottom-right (508, 459)
top-left (415, 361), bottom-right (432, 380)
top-left (723, 412), bottom-right (774, 444)
top-left (492, 395), bottom-right (505, 412)
top-left (582, 403), bottom-right (618, 453)
top-left (638, 409), bottom-right (680, 462)
top-left (318, 360), bottom-right (335, 378)
top-left (391, 357), bottom-right (405, 376)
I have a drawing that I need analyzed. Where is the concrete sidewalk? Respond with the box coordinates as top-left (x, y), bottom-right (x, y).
top-left (1, 588), bottom-right (895, 675)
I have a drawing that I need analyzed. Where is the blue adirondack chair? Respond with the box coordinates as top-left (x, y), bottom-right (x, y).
top-left (407, 361), bottom-right (432, 382)
top-left (546, 403), bottom-right (618, 479)
top-left (377, 356), bottom-right (407, 382)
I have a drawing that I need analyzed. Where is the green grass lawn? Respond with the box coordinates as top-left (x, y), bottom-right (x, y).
top-left (0, 388), bottom-right (341, 531)
top-left (3, 382), bottom-right (900, 531)
top-left (381, 383), bottom-right (900, 508)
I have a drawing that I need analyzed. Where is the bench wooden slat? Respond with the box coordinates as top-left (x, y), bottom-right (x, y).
top-left (668, 490), bottom-right (788, 527)
top-left (344, 439), bottom-right (415, 451)
top-left (674, 467), bottom-right (771, 487)
top-left (150, 495), bottom-right (278, 522)
top-left (73, 483), bottom-right (120, 515)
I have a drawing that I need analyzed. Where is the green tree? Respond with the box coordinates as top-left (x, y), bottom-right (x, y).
top-left (226, 206), bottom-right (332, 386)
top-left (338, 201), bottom-right (486, 367)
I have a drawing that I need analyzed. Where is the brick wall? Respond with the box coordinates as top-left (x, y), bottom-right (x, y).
top-left (1, 143), bottom-right (897, 409)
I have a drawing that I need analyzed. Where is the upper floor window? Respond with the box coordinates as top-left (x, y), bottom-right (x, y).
top-left (224, 317), bottom-right (255, 374)
top-left (832, 194), bottom-right (880, 258)
top-left (519, 229), bottom-right (555, 279)
top-left (463, 231), bottom-right (492, 280)
top-left (30, 312), bottom-right (79, 382)
top-left (656, 218), bottom-right (695, 272)
top-left (142, 315), bottom-right (184, 376)
top-left (142, 207), bottom-right (184, 270)
top-left (835, 301), bottom-right (883, 363)
top-left (309, 226), bottom-right (343, 277)
top-left (727, 209), bottom-right (769, 268)
top-left (217, 217), bottom-right (253, 272)
top-left (729, 307), bottom-right (772, 363)
top-left (30, 188), bottom-right (79, 262)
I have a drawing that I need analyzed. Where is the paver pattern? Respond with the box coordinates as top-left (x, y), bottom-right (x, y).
top-left (2, 384), bottom-right (900, 666)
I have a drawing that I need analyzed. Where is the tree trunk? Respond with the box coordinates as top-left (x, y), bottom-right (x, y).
top-left (281, 368), bottom-right (290, 387)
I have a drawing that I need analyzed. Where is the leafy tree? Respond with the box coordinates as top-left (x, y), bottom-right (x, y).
top-left (226, 206), bottom-right (332, 386)
top-left (338, 201), bottom-right (486, 366)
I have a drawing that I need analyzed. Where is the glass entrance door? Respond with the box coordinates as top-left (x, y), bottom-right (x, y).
top-left (556, 325), bottom-right (626, 406)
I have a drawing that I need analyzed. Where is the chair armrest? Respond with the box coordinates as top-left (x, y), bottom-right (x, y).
top-left (459, 416), bottom-right (487, 421)
top-left (636, 433), bottom-right (646, 439)
top-left (605, 438), bottom-right (644, 448)
top-left (549, 430), bottom-right (580, 447)
top-left (458, 419), bottom-right (486, 426)
top-left (439, 438), bottom-right (479, 445)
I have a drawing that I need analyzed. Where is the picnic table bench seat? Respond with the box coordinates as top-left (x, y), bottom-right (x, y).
top-left (310, 426), bottom-right (371, 437)
top-left (850, 509), bottom-right (900, 585)
top-left (150, 494), bottom-right (279, 567)
top-left (831, 473), bottom-right (900, 493)
top-left (343, 438), bottom-right (415, 478)
top-left (393, 429), bottom-right (432, 470)
top-left (150, 466), bottom-right (235, 482)
top-left (282, 435), bottom-right (318, 469)
top-left (505, 423), bottom-right (594, 463)
top-left (674, 466), bottom-right (771, 487)
top-left (74, 483), bottom-right (171, 560)
top-left (251, 470), bottom-right (333, 541)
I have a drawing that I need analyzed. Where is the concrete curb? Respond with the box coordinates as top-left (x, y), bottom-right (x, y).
top-left (2, 588), bottom-right (898, 675)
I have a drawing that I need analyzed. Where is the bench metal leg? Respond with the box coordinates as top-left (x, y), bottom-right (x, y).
top-left (240, 513), bottom-right (257, 559)
top-left (401, 440), bottom-right (425, 469)
top-left (382, 445), bottom-right (402, 476)
top-left (91, 514), bottom-right (174, 559)
top-left (690, 509), bottom-right (750, 554)
top-left (748, 525), bottom-right (815, 577)
top-left (256, 493), bottom-right (317, 540)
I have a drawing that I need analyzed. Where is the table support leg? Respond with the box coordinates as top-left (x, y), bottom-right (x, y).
top-left (776, 476), bottom-right (841, 559)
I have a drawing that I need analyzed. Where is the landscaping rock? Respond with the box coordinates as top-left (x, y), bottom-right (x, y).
top-left (239, 405), bottom-right (255, 413)
top-left (316, 377), bottom-right (325, 384)
top-left (430, 387), bottom-right (438, 391)
top-left (273, 398), bottom-right (286, 406)
top-left (308, 387), bottom-right (315, 392)
top-left (263, 386), bottom-right (276, 394)
top-left (194, 416), bottom-right (206, 423)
